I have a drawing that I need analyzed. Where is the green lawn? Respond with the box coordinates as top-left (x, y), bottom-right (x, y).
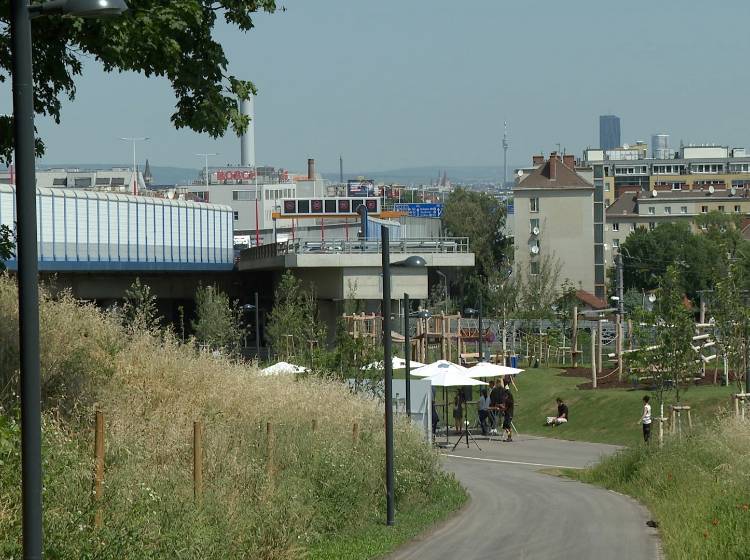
top-left (433, 368), bottom-right (736, 447)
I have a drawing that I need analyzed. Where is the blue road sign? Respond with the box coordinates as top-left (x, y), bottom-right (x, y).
top-left (394, 203), bottom-right (444, 218)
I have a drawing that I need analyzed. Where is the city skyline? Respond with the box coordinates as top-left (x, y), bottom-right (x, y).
top-left (3, 0), bottom-right (750, 172)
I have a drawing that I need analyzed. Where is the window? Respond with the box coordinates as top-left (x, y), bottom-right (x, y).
top-left (233, 190), bottom-right (254, 201)
top-left (648, 207), bottom-right (655, 215)
top-left (612, 222), bottom-right (619, 231)
top-left (735, 205), bottom-right (741, 213)
top-left (629, 223), bottom-right (636, 231)
top-left (111, 177), bottom-right (125, 186)
top-left (681, 206), bottom-right (688, 214)
top-left (649, 222), bottom-right (656, 230)
top-left (530, 197), bottom-right (539, 213)
top-left (233, 211), bottom-right (239, 221)
top-left (95, 177), bottom-right (110, 186)
top-left (718, 205), bottom-right (725, 213)
top-left (52, 178), bottom-right (67, 186)
top-left (701, 205), bottom-right (708, 213)
top-left (530, 261), bottom-right (540, 275)
top-left (664, 207), bottom-right (671, 215)
top-left (530, 218), bottom-right (540, 233)
top-left (612, 239), bottom-right (620, 248)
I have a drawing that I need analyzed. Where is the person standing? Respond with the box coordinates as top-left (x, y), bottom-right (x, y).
top-left (453, 391), bottom-right (465, 435)
top-left (478, 388), bottom-right (491, 436)
top-left (502, 384), bottom-right (515, 442)
top-left (640, 396), bottom-right (652, 444)
top-left (489, 379), bottom-right (504, 436)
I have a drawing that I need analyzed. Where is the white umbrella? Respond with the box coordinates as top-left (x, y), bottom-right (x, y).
top-left (261, 361), bottom-right (309, 375)
top-left (361, 357), bottom-right (427, 371)
top-left (409, 359), bottom-right (470, 378)
top-left (417, 360), bottom-right (487, 444)
top-left (468, 362), bottom-right (524, 378)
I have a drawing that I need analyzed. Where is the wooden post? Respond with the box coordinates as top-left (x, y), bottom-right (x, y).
top-left (352, 422), bottom-right (359, 444)
top-left (266, 422), bottom-right (275, 485)
top-left (193, 420), bottom-right (203, 503)
top-left (627, 319), bottom-right (633, 350)
top-left (591, 326), bottom-right (597, 388)
top-left (597, 320), bottom-right (603, 374)
top-left (311, 418), bottom-right (317, 432)
top-left (572, 306), bottom-right (578, 368)
top-left (94, 410), bottom-right (105, 529)
top-left (658, 404), bottom-right (665, 448)
top-left (735, 395), bottom-right (740, 418)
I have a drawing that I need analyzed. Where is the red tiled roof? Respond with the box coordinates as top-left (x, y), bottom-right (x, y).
top-left (575, 290), bottom-right (607, 310)
top-left (516, 157), bottom-right (592, 189)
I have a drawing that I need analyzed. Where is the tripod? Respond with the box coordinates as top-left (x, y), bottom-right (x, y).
top-left (452, 399), bottom-right (482, 451)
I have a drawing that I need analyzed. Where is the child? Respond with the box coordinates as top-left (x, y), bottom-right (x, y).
top-left (453, 391), bottom-right (464, 435)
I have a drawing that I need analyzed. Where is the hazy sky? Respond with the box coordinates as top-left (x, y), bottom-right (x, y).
top-left (4, 0), bottom-right (750, 173)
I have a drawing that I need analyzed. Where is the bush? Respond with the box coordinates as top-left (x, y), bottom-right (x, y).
top-left (580, 416), bottom-right (750, 559)
top-left (0, 275), bottom-right (460, 558)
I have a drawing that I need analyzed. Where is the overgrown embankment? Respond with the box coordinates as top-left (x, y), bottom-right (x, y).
top-left (578, 417), bottom-right (750, 560)
top-left (0, 276), bottom-right (465, 559)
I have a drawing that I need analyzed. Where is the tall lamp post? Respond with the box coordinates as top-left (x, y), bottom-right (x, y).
top-left (195, 152), bottom-right (218, 190)
top-left (240, 292), bottom-right (261, 359)
top-left (403, 294), bottom-right (430, 418)
top-left (11, 1), bottom-right (128, 557)
top-left (381, 225), bottom-right (425, 526)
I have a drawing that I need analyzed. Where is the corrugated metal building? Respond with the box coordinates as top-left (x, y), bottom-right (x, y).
top-left (0, 186), bottom-right (234, 271)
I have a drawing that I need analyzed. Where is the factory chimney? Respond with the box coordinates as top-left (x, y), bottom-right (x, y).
top-left (308, 158), bottom-right (315, 181)
top-left (239, 94), bottom-right (256, 167)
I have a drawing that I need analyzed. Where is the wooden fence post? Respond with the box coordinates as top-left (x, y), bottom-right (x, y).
top-left (591, 326), bottom-right (597, 389)
top-left (352, 422), bottom-right (359, 444)
top-left (193, 420), bottom-right (203, 503)
top-left (311, 418), bottom-right (317, 432)
top-left (266, 421), bottom-right (275, 485)
top-left (94, 410), bottom-right (105, 528)
top-left (572, 306), bottom-right (578, 368)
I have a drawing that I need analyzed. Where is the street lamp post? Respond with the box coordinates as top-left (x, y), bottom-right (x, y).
top-left (465, 293), bottom-right (484, 362)
top-left (381, 225), bottom-right (425, 526)
top-left (403, 299), bottom-right (431, 419)
top-left (10, 1), bottom-right (128, 556)
top-left (120, 137), bottom-right (150, 195)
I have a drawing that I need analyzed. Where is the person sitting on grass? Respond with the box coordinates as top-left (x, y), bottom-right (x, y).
top-left (545, 397), bottom-right (568, 426)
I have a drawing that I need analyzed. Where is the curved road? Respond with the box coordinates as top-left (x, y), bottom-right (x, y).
top-left (389, 435), bottom-right (661, 560)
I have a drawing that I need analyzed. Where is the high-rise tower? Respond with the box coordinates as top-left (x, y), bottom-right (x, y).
top-left (502, 121), bottom-right (509, 187)
top-left (599, 115), bottom-right (621, 151)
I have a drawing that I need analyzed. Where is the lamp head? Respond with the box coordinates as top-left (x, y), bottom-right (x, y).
top-left (30, 0), bottom-right (129, 18)
top-left (394, 255), bottom-right (427, 268)
top-left (410, 310), bottom-right (432, 319)
top-left (464, 307), bottom-right (479, 316)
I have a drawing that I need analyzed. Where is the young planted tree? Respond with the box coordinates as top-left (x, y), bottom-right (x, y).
top-left (265, 271), bottom-right (326, 363)
top-left (711, 258), bottom-right (750, 390)
top-left (122, 278), bottom-right (160, 331)
top-left (0, 225), bottom-right (13, 271)
top-left (628, 265), bottom-right (701, 408)
top-left (192, 285), bottom-right (244, 354)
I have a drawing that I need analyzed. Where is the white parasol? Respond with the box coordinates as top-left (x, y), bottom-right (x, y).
top-left (261, 361), bottom-right (309, 375)
top-left (468, 362), bottom-right (524, 378)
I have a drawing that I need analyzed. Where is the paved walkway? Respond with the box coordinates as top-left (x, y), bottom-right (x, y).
top-left (389, 434), bottom-right (661, 560)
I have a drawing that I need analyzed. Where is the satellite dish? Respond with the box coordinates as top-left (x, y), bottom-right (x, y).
top-left (651, 190), bottom-right (658, 198)
top-left (731, 186), bottom-right (737, 196)
top-left (517, 169), bottom-right (523, 177)
top-left (708, 185), bottom-right (715, 194)
top-left (530, 245), bottom-right (540, 255)
top-left (531, 226), bottom-right (540, 236)
top-left (166, 189), bottom-right (175, 200)
top-left (648, 293), bottom-right (657, 303)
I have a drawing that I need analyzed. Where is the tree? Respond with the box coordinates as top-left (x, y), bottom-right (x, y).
top-left (518, 255), bottom-right (562, 321)
top-left (122, 277), bottom-right (160, 331)
top-left (627, 265), bottom-right (701, 406)
top-left (0, 225), bottom-right (13, 271)
top-left (442, 189), bottom-right (510, 304)
top-left (265, 271), bottom-right (326, 362)
top-left (0, 0), bottom-right (279, 164)
top-left (192, 285), bottom-right (243, 353)
top-left (619, 220), bottom-right (733, 300)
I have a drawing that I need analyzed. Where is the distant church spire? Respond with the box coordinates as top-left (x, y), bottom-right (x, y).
top-left (143, 159), bottom-right (153, 186)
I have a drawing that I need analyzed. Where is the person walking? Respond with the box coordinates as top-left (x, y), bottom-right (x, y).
top-left (453, 391), bottom-right (465, 435)
top-left (489, 379), bottom-right (504, 436)
top-left (640, 395), bottom-right (652, 444)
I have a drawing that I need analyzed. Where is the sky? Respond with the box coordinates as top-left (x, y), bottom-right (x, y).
top-left (4, 0), bottom-right (750, 174)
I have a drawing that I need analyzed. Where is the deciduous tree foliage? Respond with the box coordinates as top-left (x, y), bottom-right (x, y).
top-left (0, 0), bottom-right (278, 164)
top-left (0, 225), bottom-right (12, 270)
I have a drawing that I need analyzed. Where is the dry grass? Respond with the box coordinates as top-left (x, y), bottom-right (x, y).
top-left (0, 275), bottom-right (459, 559)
